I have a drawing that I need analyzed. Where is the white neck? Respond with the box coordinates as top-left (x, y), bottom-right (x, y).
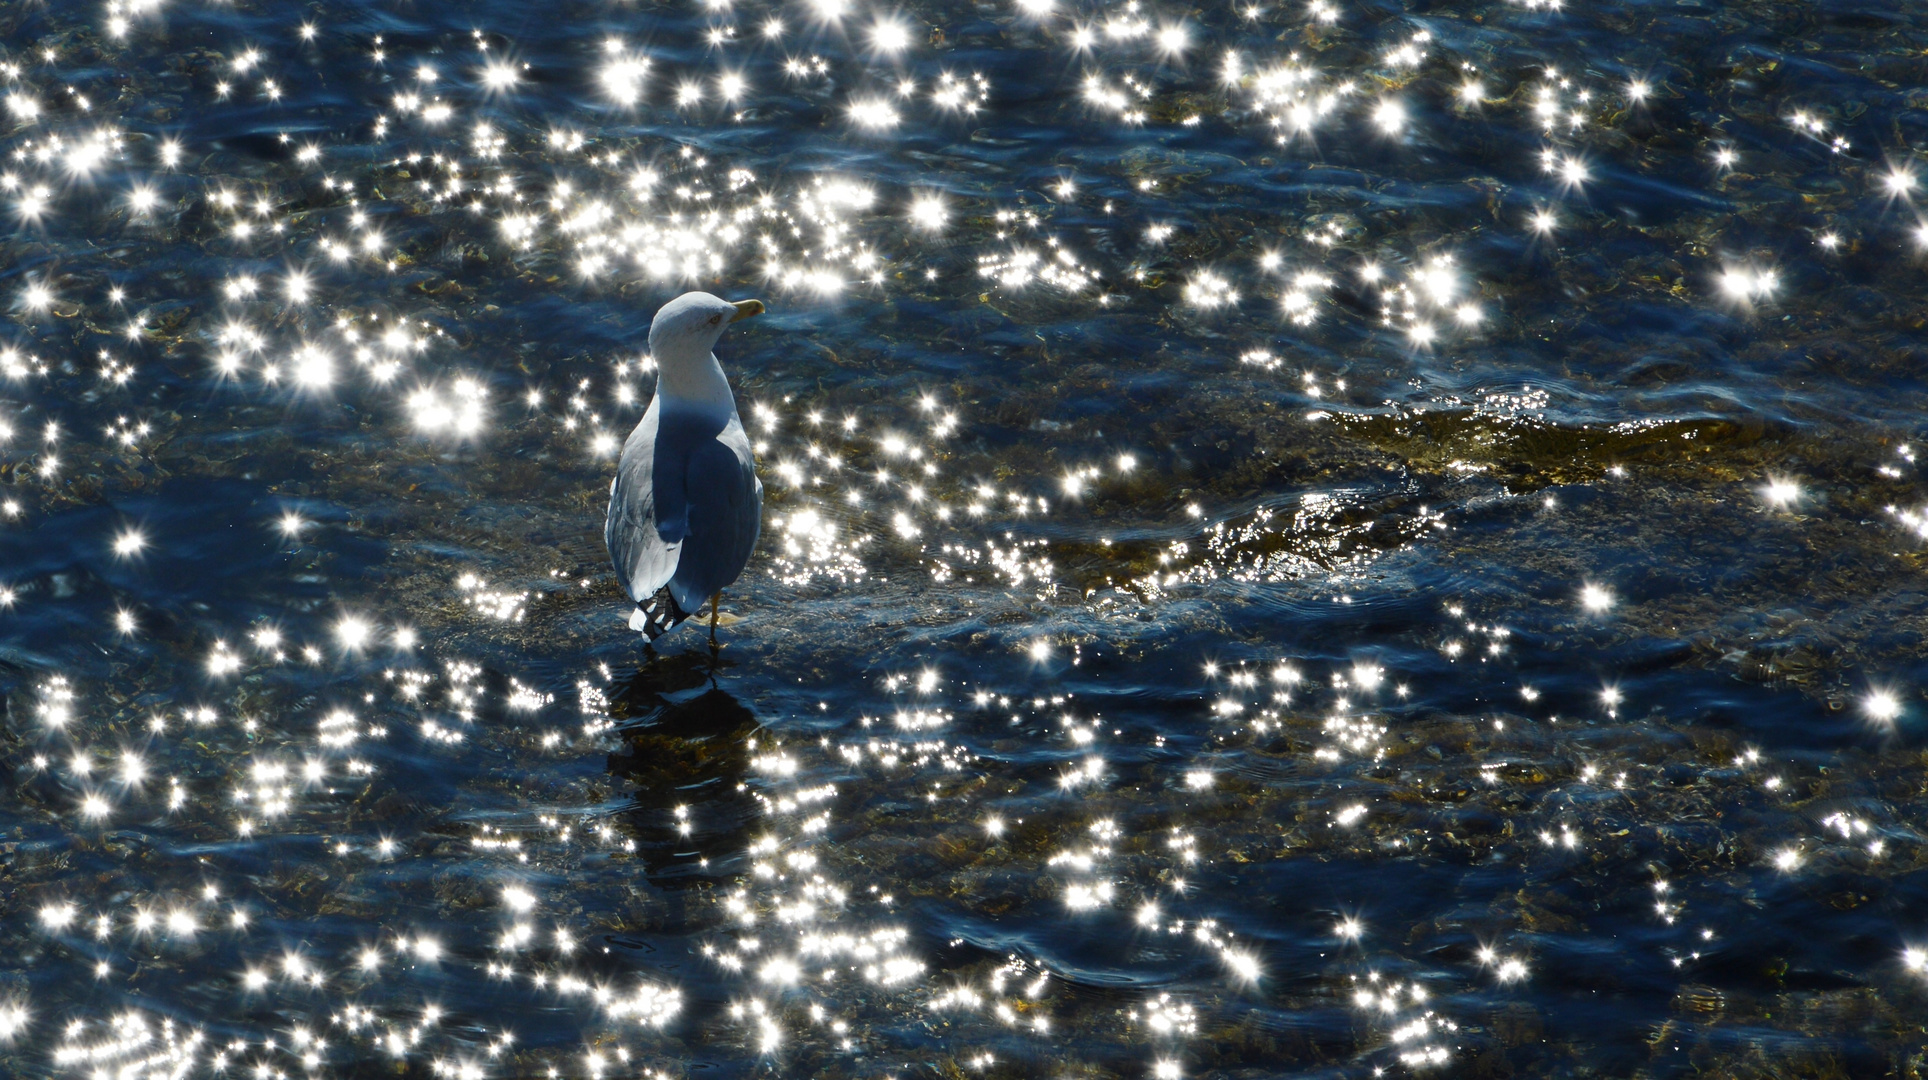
top-left (654, 347), bottom-right (737, 418)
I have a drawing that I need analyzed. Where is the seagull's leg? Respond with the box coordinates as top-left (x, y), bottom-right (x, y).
top-left (709, 591), bottom-right (721, 645)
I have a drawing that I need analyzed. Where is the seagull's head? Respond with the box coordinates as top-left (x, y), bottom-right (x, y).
top-left (647, 291), bottom-right (764, 370)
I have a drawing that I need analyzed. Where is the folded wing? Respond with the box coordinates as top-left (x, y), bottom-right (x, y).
top-left (667, 414), bottom-right (763, 613)
top-left (606, 401), bottom-right (683, 603)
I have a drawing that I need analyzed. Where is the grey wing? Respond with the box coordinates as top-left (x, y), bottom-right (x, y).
top-left (666, 415), bottom-right (763, 612)
top-left (605, 402), bottom-right (682, 603)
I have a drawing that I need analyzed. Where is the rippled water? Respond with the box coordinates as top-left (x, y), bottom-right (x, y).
top-left (4, 0), bottom-right (1928, 1075)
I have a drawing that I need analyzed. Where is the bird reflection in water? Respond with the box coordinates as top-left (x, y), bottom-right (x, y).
top-left (605, 652), bottom-right (761, 885)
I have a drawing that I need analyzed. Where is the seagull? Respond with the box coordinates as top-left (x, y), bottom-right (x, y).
top-left (606, 292), bottom-right (765, 642)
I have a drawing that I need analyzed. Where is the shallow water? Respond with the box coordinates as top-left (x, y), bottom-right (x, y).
top-left (3, 0), bottom-right (1928, 1076)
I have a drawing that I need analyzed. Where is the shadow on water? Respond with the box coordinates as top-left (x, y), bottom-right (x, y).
top-left (605, 649), bottom-right (763, 888)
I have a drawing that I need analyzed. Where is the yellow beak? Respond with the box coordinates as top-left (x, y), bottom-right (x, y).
top-left (729, 298), bottom-right (765, 323)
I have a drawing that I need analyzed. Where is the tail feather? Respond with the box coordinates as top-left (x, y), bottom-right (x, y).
top-left (628, 589), bottom-right (693, 641)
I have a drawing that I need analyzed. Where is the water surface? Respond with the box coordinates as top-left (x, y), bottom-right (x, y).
top-left (2, 0), bottom-right (1927, 1076)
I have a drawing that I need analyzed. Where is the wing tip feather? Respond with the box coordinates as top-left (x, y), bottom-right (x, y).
top-left (629, 590), bottom-right (692, 641)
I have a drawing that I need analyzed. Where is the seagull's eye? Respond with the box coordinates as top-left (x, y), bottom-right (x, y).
top-left (708, 314), bottom-right (722, 325)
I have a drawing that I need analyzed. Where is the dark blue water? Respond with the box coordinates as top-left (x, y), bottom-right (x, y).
top-left (2, 0), bottom-right (1927, 1075)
